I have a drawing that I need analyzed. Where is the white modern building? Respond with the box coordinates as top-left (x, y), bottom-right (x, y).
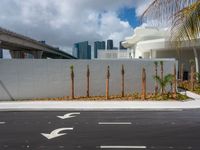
top-left (97, 49), bottom-right (132, 59)
top-left (122, 26), bottom-right (200, 75)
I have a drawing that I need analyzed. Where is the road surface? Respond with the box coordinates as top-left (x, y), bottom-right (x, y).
top-left (0, 110), bottom-right (199, 149)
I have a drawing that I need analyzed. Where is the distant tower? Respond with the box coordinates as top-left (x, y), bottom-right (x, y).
top-left (94, 41), bottom-right (105, 58)
top-left (0, 48), bottom-right (3, 58)
top-left (107, 39), bottom-right (113, 50)
top-left (119, 41), bottom-right (127, 50)
top-left (73, 41), bottom-right (91, 59)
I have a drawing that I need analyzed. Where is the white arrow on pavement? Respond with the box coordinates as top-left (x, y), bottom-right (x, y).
top-left (0, 122), bottom-right (5, 124)
top-left (57, 112), bottom-right (80, 119)
top-left (41, 127), bottom-right (73, 139)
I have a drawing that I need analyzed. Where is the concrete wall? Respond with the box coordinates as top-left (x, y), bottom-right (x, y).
top-left (155, 49), bottom-right (196, 72)
top-left (0, 59), bottom-right (176, 100)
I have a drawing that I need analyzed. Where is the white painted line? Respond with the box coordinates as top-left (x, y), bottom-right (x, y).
top-left (98, 122), bottom-right (132, 125)
top-left (100, 146), bottom-right (146, 149)
top-left (0, 122), bottom-right (5, 124)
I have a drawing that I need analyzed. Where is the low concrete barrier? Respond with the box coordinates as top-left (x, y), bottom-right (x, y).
top-left (0, 59), bottom-right (176, 100)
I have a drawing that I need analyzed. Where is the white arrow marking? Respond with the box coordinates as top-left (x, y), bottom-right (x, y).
top-left (0, 122), bottom-right (5, 124)
top-left (100, 146), bottom-right (146, 149)
top-left (41, 127), bottom-right (73, 139)
top-left (57, 112), bottom-right (80, 119)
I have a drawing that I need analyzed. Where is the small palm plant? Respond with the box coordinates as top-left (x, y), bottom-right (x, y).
top-left (153, 74), bottom-right (174, 95)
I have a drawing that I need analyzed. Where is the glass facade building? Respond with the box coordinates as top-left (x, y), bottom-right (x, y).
top-left (73, 41), bottom-right (91, 59)
top-left (107, 40), bottom-right (113, 50)
top-left (94, 41), bottom-right (105, 58)
top-left (0, 48), bottom-right (3, 58)
top-left (119, 41), bottom-right (127, 50)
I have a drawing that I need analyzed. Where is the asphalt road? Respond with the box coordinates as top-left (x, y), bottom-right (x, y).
top-left (0, 110), bottom-right (200, 150)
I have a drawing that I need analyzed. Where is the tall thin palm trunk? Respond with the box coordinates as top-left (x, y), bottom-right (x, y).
top-left (154, 61), bottom-right (158, 95)
top-left (86, 65), bottom-right (90, 97)
top-left (180, 64), bottom-right (184, 82)
top-left (190, 64), bottom-right (195, 91)
top-left (160, 61), bottom-right (164, 95)
top-left (70, 65), bottom-right (74, 99)
top-left (173, 63), bottom-right (177, 98)
top-left (121, 65), bottom-right (125, 97)
top-left (106, 66), bottom-right (110, 100)
top-left (141, 68), bottom-right (146, 100)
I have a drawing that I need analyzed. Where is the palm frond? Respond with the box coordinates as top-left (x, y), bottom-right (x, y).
top-left (153, 75), bottom-right (162, 84)
top-left (171, 1), bottom-right (200, 44)
top-left (142, 0), bottom-right (198, 27)
top-left (153, 74), bottom-right (173, 89)
top-left (163, 74), bottom-right (173, 86)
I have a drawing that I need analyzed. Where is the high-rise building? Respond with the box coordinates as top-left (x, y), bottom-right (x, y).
top-left (119, 41), bottom-right (127, 50)
top-left (73, 41), bottom-right (91, 59)
top-left (107, 40), bottom-right (113, 50)
top-left (94, 41), bottom-right (105, 58)
top-left (0, 48), bottom-right (3, 58)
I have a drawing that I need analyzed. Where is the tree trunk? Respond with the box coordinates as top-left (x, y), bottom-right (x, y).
top-left (193, 47), bottom-right (199, 74)
top-left (86, 65), bottom-right (90, 97)
top-left (180, 64), bottom-right (184, 82)
top-left (190, 64), bottom-right (195, 91)
top-left (173, 63), bottom-right (177, 98)
top-left (121, 65), bottom-right (125, 97)
top-left (106, 66), bottom-right (110, 100)
top-left (70, 66), bottom-right (74, 99)
top-left (160, 61), bottom-right (164, 95)
top-left (141, 68), bottom-right (146, 100)
top-left (155, 63), bottom-right (158, 95)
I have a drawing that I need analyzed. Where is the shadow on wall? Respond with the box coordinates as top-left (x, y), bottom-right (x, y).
top-left (0, 80), bottom-right (15, 101)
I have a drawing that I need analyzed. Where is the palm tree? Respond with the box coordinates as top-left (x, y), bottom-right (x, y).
top-left (154, 61), bottom-right (158, 95)
top-left (141, 68), bottom-right (146, 100)
top-left (70, 65), bottom-right (74, 99)
top-left (180, 63), bottom-right (184, 82)
top-left (142, 0), bottom-right (200, 72)
top-left (86, 65), bottom-right (90, 97)
top-left (160, 61), bottom-right (164, 94)
top-left (189, 59), bottom-right (195, 90)
top-left (121, 64), bottom-right (125, 97)
top-left (106, 66), bottom-right (110, 100)
top-left (142, 0), bottom-right (200, 43)
top-left (153, 74), bottom-right (174, 95)
top-left (173, 63), bottom-right (177, 98)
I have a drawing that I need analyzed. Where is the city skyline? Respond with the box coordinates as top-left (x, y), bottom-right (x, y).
top-left (0, 0), bottom-right (151, 57)
top-left (74, 39), bottom-right (128, 59)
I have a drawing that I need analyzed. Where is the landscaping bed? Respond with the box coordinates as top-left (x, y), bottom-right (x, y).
top-left (179, 80), bottom-right (200, 95)
top-left (31, 93), bottom-right (189, 101)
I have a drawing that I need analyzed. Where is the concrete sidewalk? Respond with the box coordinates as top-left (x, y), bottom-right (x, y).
top-left (0, 91), bottom-right (200, 111)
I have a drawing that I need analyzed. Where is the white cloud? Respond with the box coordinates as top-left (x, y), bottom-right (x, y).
top-left (0, 0), bottom-right (150, 55)
top-left (135, 0), bottom-right (153, 17)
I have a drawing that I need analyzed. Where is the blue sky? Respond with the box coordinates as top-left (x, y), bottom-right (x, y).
top-left (119, 7), bottom-right (141, 28)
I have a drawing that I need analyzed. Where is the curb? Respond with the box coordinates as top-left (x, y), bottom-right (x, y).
top-left (0, 107), bottom-right (198, 112)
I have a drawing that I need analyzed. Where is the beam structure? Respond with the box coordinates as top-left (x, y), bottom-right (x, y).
top-left (0, 27), bottom-right (76, 59)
